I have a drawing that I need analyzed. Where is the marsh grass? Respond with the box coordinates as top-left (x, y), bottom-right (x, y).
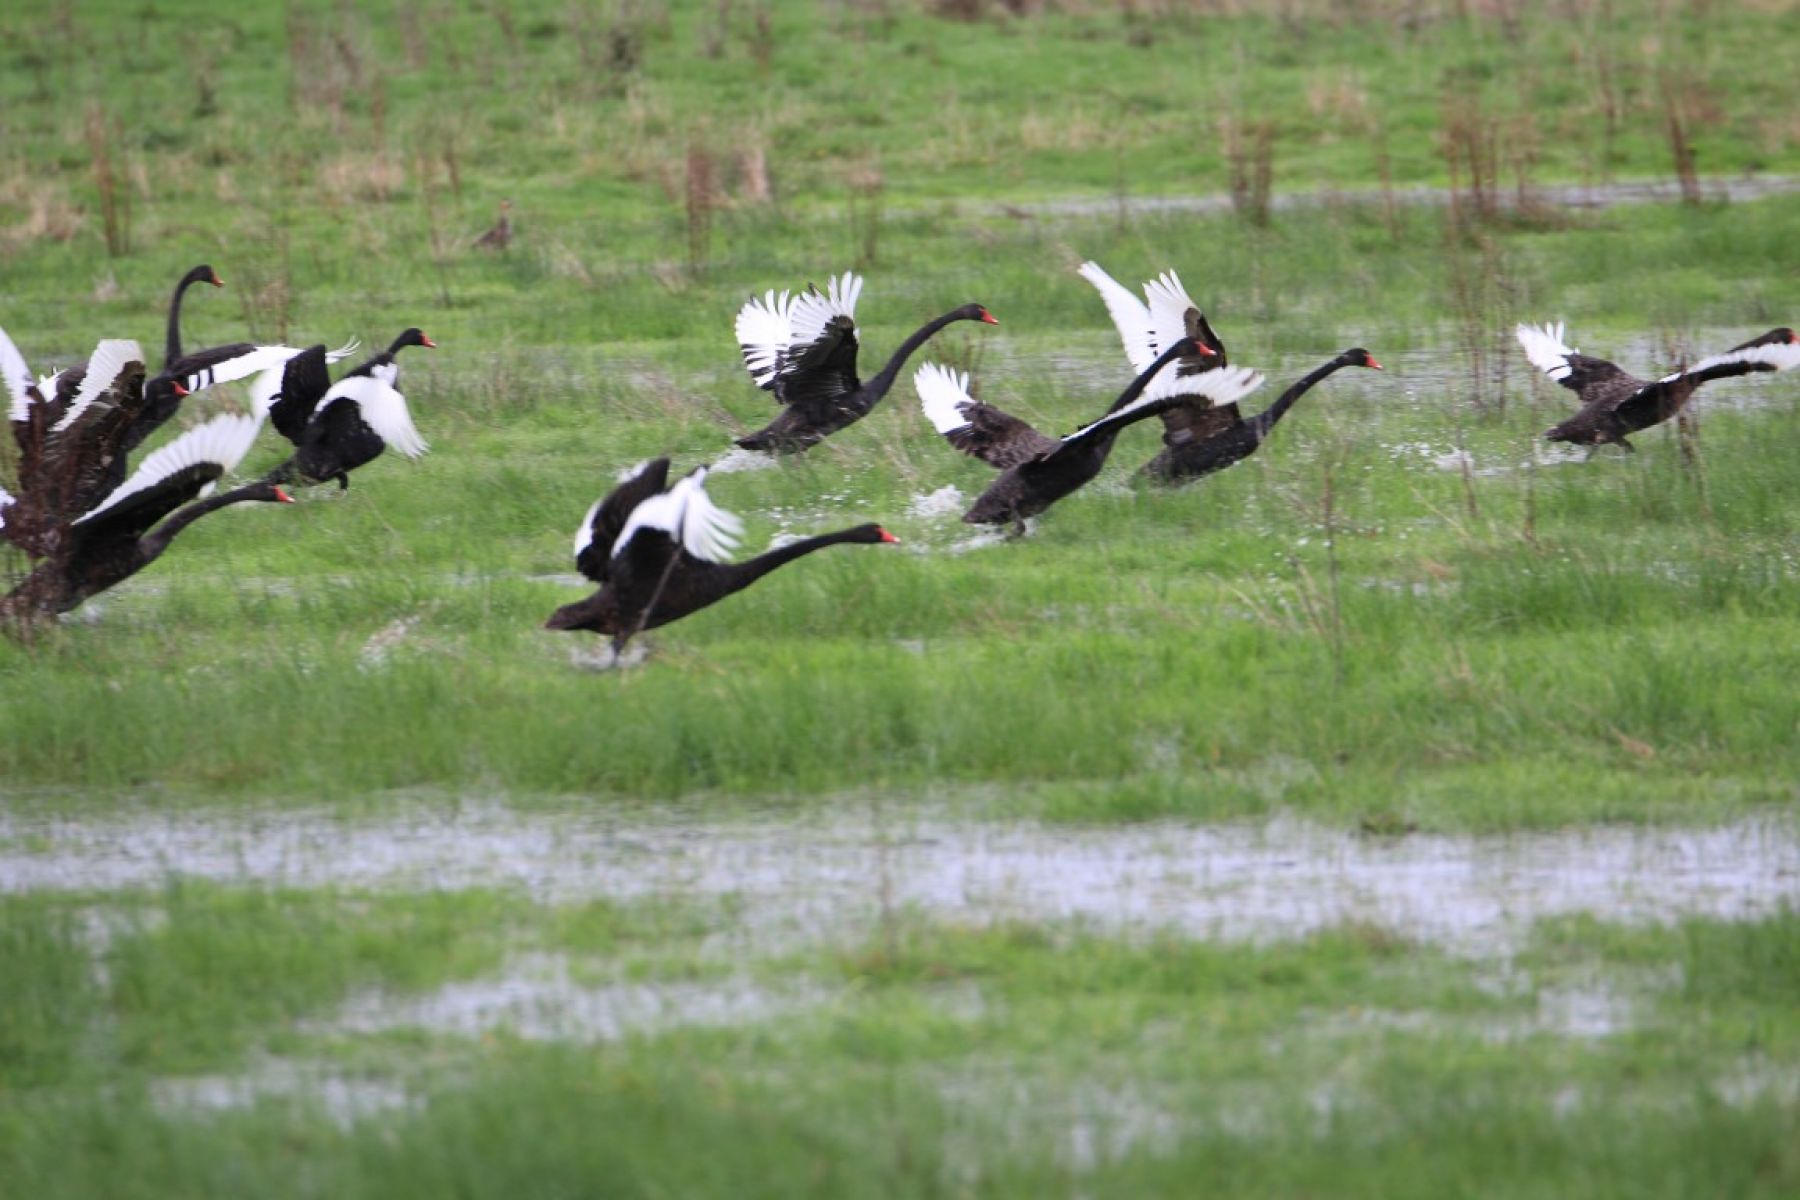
top-left (4, 1), bottom-right (1800, 1192)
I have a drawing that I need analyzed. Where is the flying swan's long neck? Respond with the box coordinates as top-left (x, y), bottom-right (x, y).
top-left (1249, 357), bottom-right (1354, 443)
top-left (865, 309), bottom-right (974, 400)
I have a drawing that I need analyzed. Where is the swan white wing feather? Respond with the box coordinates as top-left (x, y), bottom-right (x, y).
top-left (318, 375), bottom-right (429, 460)
top-left (675, 470), bottom-right (744, 561)
top-left (74, 412), bottom-right (262, 525)
top-left (572, 496), bottom-right (605, 561)
top-left (248, 366), bottom-right (284, 418)
top-left (1142, 269), bottom-right (1199, 355)
top-left (0, 325), bottom-right (34, 423)
top-left (180, 345), bottom-right (310, 395)
top-left (1516, 322), bottom-right (1576, 382)
top-left (1139, 270), bottom-right (1213, 403)
top-left (1185, 364), bottom-right (1267, 408)
top-left (612, 469), bottom-right (743, 564)
top-left (735, 289), bottom-right (794, 389)
top-left (324, 338), bottom-right (361, 363)
top-left (1077, 260), bottom-right (1154, 373)
top-left (914, 363), bottom-right (975, 435)
top-left (787, 272), bottom-right (862, 351)
top-left (1682, 340), bottom-right (1800, 378)
top-left (52, 339), bottom-right (143, 434)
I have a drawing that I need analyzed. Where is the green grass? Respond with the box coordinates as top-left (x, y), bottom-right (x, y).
top-left (4, 0), bottom-right (1799, 1193)
top-left (4, 894), bottom-right (1798, 1197)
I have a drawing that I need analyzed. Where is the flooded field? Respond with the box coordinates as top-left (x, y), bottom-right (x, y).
top-left (6, 800), bottom-right (1795, 955)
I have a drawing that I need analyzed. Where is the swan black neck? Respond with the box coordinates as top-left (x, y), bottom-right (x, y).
top-left (865, 308), bottom-right (978, 399)
top-left (718, 526), bottom-right (874, 592)
top-left (1249, 355), bottom-right (1357, 442)
top-left (140, 483), bottom-right (280, 561)
top-left (164, 265), bottom-right (219, 368)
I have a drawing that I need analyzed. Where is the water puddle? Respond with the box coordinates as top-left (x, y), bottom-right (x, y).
top-left (708, 446), bottom-right (779, 474)
top-left (319, 952), bottom-right (829, 1043)
top-left (4, 803), bottom-right (1795, 956)
top-left (969, 175), bottom-right (1800, 222)
top-left (151, 1059), bottom-right (413, 1128)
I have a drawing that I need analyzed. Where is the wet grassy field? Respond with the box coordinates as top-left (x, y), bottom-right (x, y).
top-left (4, 0), bottom-right (1800, 1194)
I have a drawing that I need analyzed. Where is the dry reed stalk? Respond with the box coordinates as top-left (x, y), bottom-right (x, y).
top-left (684, 143), bottom-right (716, 272)
top-left (1223, 115), bottom-right (1275, 227)
top-left (84, 105), bottom-right (129, 258)
top-left (737, 145), bottom-right (772, 205)
top-left (1659, 71), bottom-right (1704, 205)
top-left (847, 160), bottom-right (885, 267)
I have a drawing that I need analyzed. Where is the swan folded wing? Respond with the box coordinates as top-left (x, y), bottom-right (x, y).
top-left (1157, 399), bottom-right (1242, 445)
top-left (575, 457), bottom-right (672, 582)
top-left (74, 412), bottom-right (262, 530)
top-left (1, 324), bottom-right (36, 424)
top-left (1078, 261), bottom-right (1155, 373)
top-left (50, 339), bottom-right (144, 434)
top-left (1515, 322), bottom-right (1580, 386)
top-left (735, 290), bottom-right (795, 391)
top-left (259, 345), bottom-right (334, 445)
top-left (320, 375), bottom-right (429, 460)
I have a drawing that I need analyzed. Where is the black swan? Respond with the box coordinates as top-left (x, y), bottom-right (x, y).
top-left (0, 413), bottom-right (292, 619)
top-left (1078, 260), bottom-right (1223, 412)
top-left (916, 338), bottom-right (1264, 533)
top-left (162, 262), bottom-right (224, 369)
top-left (544, 458), bottom-right (900, 654)
top-left (733, 272), bottom-right (998, 453)
top-left (2, 330), bottom-right (156, 550)
top-left (259, 328), bottom-right (435, 490)
top-left (1519, 322), bottom-right (1800, 452)
top-left (1142, 348), bottom-right (1383, 483)
top-left (1078, 260), bottom-right (1383, 482)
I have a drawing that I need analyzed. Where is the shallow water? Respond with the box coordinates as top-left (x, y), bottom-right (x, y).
top-left (322, 951), bottom-right (828, 1042)
top-left (5, 802), bottom-right (1794, 955)
top-left (974, 175), bottom-right (1800, 222)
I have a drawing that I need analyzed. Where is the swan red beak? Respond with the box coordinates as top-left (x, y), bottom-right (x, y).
top-left (1195, 343), bottom-right (1217, 357)
top-left (209, 271), bottom-right (223, 287)
top-left (1790, 331), bottom-right (1799, 344)
top-left (978, 309), bottom-right (999, 325)
top-left (274, 487), bottom-right (295, 504)
top-left (421, 334), bottom-right (438, 348)
top-left (1366, 358), bottom-right (1384, 370)
top-left (878, 528), bottom-right (901, 544)
top-left (172, 382), bottom-right (189, 397)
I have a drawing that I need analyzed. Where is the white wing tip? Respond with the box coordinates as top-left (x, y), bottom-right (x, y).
top-left (914, 362), bottom-right (973, 434)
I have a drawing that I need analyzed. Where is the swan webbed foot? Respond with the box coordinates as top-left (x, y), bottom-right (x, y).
top-left (1616, 437), bottom-right (1636, 454)
top-left (335, 472), bottom-right (351, 490)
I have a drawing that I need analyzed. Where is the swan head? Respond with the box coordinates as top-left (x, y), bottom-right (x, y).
top-left (182, 263), bottom-right (223, 289)
top-left (854, 524), bottom-right (901, 545)
top-left (956, 304), bottom-right (1000, 326)
top-left (390, 327), bottom-right (438, 354)
top-left (1343, 348), bottom-right (1383, 371)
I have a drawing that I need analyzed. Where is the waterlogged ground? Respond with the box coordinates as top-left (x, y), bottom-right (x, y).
top-left (3, 785), bottom-right (1799, 1196)
top-left (7, 0), bottom-right (1800, 1186)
